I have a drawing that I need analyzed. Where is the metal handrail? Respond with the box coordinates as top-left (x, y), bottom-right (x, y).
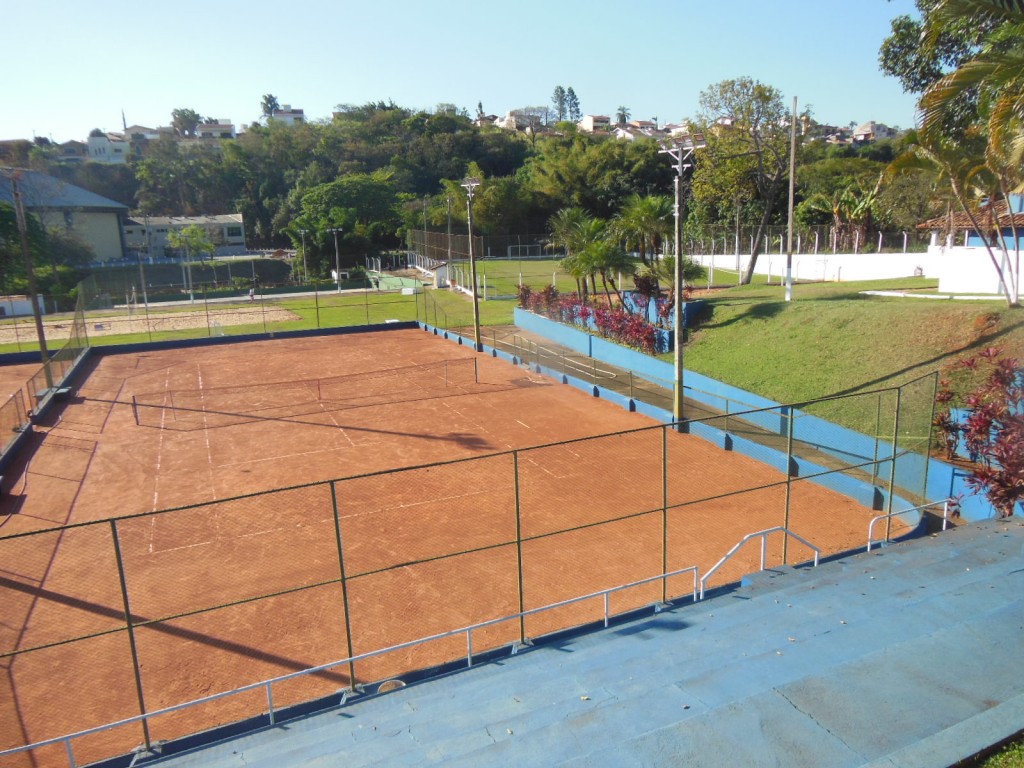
top-left (867, 501), bottom-right (949, 551)
top-left (0, 565), bottom-right (699, 767)
top-left (699, 527), bottom-right (821, 599)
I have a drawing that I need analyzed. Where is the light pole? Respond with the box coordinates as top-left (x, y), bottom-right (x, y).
top-left (659, 133), bottom-right (705, 426)
top-left (298, 228), bottom-right (309, 284)
top-left (329, 227), bottom-right (343, 292)
top-left (461, 177), bottom-right (482, 352)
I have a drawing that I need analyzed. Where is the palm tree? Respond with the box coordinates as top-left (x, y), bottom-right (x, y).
top-left (920, 0), bottom-right (1024, 160)
top-left (616, 106), bottom-right (631, 125)
top-left (570, 216), bottom-right (608, 298)
top-left (584, 240), bottom-right (635, 306)
top-left (613, 194), bottom-right (672, 267)
top-left (547, 207), bottom-right (590, 295)
top-left (888, 131), bottom-right (1020, 306)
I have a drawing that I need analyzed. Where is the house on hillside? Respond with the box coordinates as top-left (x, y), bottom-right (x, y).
top-left (122, 214), bottom-right (246, 259)
top-left (197, 120), bottom-right (236, 140)
top-left (87, 132), bottom-right (130, 164)
top-left (578, 115), bottom-right (611, 132)
top-left (58, 140), bottom-right (89, 162)
top-left (268, 105), bottom-right (305, 126)
top-left (0, 169), bottom-right (128, 262)
top-left (852, 121), bottom-right (897, 143)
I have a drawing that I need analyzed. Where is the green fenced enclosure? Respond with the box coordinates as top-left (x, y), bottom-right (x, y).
top-left (0, 277), bottom-right (484, 354)
top-left (0, 366), bottom-right (939, 763)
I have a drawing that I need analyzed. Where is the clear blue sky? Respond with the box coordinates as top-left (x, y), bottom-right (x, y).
top-left (5, 0), bottom-right (921, 143)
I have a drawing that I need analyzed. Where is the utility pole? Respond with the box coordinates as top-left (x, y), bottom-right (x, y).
top-left (785, 96), bottom-right (798, 302)
top-left (329, 227), bottom-right (343, 292)
top-left (10, 171), bottom-right (52, 387)
top-left (461, 178), bottom-right (482, 352)
top-left (659, 134), bottom-right (705, 427)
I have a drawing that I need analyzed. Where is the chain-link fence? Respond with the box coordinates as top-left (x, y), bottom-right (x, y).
top-left (24, 289), bottom-right (89, 411)
top-left (683, 225), bottom-right (931, 256)
top-left (0, 372), bottom-right (937, 765)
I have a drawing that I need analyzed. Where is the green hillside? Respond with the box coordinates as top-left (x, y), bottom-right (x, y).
top-left (678, 277), bottom-right (1024, 405)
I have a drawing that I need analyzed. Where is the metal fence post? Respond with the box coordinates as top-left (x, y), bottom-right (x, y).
top-left (886, 388), bottom-right (903, 542)
top-left (662, 426), bottom-right (669, 603)
top-left (783, 408), bottom-right (795, 564)
top-left (513, 452), bottom-right (526, 643)
top-left (110, 519), bottom-right (152, 750)
top-left (330, 481), bottom-right (358, 690)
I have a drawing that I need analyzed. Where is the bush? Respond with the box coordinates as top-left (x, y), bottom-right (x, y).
top-left (522, 289), bottom-right (663, 355)
top-left (936, 348), bottom-right (1023, 518)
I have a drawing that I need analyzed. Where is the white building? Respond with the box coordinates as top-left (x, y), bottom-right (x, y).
top-left (853, 121), bottom-right (897, 143)
top-left (578, 115), bottom-right (611, 132)
top-left (123, 214), bottom-right (247, 259)
top-left (198, 120), bottom-right (236, 139)
top-left (87, 132), bottom-right (130, 164)
top-left (268, 105), bottom-right (305, 126)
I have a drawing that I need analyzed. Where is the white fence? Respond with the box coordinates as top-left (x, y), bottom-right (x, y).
top-left (690, 246), bottom-right (1018, 298)
top-left (691, 251), bottom-right (937, 284)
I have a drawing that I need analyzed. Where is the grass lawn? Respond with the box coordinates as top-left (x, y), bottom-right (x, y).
top-left (7, 274), bottom-right (1023, 434)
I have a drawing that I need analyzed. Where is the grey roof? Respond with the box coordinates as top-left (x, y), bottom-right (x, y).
top-left (0, 169), bottom-right (128, 212)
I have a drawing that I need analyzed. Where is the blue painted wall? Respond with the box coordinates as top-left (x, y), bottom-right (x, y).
top-left (510, 309), bottom-right (1000, 521)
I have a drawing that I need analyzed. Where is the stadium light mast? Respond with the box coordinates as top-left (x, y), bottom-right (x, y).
top-left (461, 177), bottom-right (482, 352)
top-left (329, 227), bottom-right (343, 292)
top-left (659, 133), bottom-right (705, 427)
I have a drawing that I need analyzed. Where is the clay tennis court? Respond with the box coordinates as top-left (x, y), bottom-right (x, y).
top-left (0, 327), bottom-right (890, 766)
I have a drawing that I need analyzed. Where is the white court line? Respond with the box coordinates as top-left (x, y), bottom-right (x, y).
top-left (149, 367), bottom-right (172, 552)
top-left (516, 420), bottom-right (531, 429)
top-left (149, 518), bottom-right (336, 555)
top-left (196, 364), bottom-right (218, 501)
top-left (335, 487), bottom-right (493, 520)
top-left (216, 442), bottom-right (376, 469)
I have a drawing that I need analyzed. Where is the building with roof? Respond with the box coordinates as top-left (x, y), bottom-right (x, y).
top-left (852, 121), bottom-right (897, 143)
top-left (578, 115), bottom-right (611, 132)
top-left (267, 105), bottom-right (305, 126)
top-left (917, 194), bottom-right (1024, 296)
top-left (87, 132), bottom-right (131, 164)
top-left (0, 169), bottom-right (128, 261)
top-left (122, 214), bottom-right (246, 259)
top-left (197, 120), bottom-right (237, 140)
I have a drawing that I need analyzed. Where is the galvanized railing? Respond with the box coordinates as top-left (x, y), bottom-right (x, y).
top-left (867, 500), bottom-right (950, 552)
top-left (699, 527), bottom-right (821, 599)
top-left (0, 565), bottom-right (699, 768)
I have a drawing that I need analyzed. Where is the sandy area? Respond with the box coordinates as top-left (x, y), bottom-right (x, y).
top-left (0, 305), bottom-right (299, 345)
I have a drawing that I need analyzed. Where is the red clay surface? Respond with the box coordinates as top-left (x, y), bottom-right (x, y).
top-left (0, 328), bottom-right (893, 766)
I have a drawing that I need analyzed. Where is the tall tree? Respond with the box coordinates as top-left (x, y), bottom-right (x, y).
top-left (566, 88), bottom-right (581, 122)
top-left (261, 94), bottom-right (281, 118)
top-left (692, 77), bottom-right (794, 284)
top-left (170, 108), bottom-right (205, 138)
top-left (616, 106), bottom-right (631, 125)
top-left (918, 0), bottom-right (1024, 158)
top-left (552, 86), bottom-right (567, 122)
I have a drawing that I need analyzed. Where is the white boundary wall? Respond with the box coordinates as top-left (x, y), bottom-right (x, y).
top-left (689, 246), bottom-right (1019, 298)
top-left (691, 251), bottom-right (938, 283)
top-left (930, 245), bottom-right (1019, 296)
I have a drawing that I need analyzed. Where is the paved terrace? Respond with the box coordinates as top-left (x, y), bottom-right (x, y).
top-left (123, 518), bottom-right (1024, 767)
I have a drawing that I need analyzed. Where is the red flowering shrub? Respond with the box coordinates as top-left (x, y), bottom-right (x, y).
top-left (935, 347), bottom-right (1023, 518)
